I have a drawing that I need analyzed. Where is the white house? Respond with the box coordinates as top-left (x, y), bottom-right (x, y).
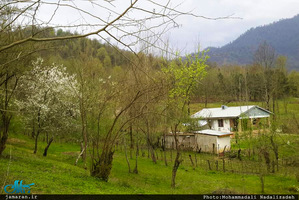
top-left (193, 129), bottom-right (233, 153)
top-left (191, 105), bottom-right (272, 132)
top-left (163, 129), bottom-right (232, 153)
top-left (163, 105), bottom-right (272, 154)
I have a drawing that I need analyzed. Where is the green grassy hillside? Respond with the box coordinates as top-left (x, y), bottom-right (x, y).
top-left (1, 131), bottom-right (298, 194)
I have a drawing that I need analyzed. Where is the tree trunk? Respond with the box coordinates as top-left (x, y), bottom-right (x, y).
top-left (171, 124), bottom-right (182, 189)
top-left (31, 119), bottom-right (35, 138)
top-left (263, 150), bottom-right (271, 173)
top-left (162, 133), bottom-right (168, 166)
top-left (129, 125), bottom-right (133, 159)
top-left (171, 151), bottom-right (182, 188)
top-left (124, 138), bottom-right (131, 173)
top-left (0, 115), bottom-right (10, 156)
top-left (34, 108), bottom-right (42, 154)
top-left (79, 94), bottom-right (88, 168)
top-left (0, 134), bottom-right (8, 156)
top-left (270, 136), bottom-right (279, 172)
top-left (0, 74), bottom-right (15, 156)
top-left (43, 137), bottom-right (54, 157)
top-left (33, 130), bottom-right (40, 154)
top-left (133, 139), bottom-right (139, 174)
top-left (146, 122), bottom-right (156, 164)
top-left (81, 123), bottom-right (88, 162)
top-left (148, 141), bottom-right (157, 164)
top-left (91, 149), bottom-right (114, 182)
top-left (75, 146), bottom-right (85, 166)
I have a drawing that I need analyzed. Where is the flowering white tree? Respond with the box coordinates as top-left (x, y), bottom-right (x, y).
top-left (16, 58), bottom-right (79, 156)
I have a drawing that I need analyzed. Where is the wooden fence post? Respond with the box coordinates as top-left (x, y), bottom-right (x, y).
top-left (189, 154), bottom-right (195, 170)
top-left (207, 160), bottom-right (211, 170)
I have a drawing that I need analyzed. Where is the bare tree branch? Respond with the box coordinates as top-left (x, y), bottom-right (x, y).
top-left (0, 0), bottom-right (139, 53)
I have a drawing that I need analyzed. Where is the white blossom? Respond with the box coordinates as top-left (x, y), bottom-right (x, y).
top-left (16, 58), bottom-right (80, 134)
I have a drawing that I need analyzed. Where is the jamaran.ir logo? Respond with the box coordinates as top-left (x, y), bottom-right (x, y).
top-left (4, 180), bottom-right (35, 194)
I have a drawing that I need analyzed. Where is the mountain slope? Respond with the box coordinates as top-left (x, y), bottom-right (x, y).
top-left (206, 14), bottom-right (299, 70)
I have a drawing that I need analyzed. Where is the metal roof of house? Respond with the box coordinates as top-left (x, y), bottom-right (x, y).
top-left (191, 105), bottom-right (271, 119)
top-left (193, 129), bottom-right (233, 137)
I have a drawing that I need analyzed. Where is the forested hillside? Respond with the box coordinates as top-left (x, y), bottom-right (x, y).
top-left (1, 1), bottom-right (299, 195)
top-left (207, 14), bottom-right (299, 70)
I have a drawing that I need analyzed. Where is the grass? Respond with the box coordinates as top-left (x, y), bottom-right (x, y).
top-left (1, 132), bottom-right (298, 194)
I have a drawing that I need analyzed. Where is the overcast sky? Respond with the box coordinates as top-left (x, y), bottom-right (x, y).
top-left (168, 0), bottom-right (299, 53)
top-left (34, 0), bottom-right (299, 54)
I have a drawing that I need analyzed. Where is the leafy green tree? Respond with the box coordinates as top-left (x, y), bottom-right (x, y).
top-left (97, 47), bottom-right (108, 63)
top-left (288, 71), bottom-right (299, 97)
top-left (162, 52), bottom-right (208, 188)
top-left (104, 56), bottom-right (112, 68)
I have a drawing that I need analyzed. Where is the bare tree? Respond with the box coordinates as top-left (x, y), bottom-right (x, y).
top-left (254, 41), bottom-right (276, 69)
top-left (0, 0), bottom-right (230, 55)
top-left (254, 41), bottom-right (276, 111)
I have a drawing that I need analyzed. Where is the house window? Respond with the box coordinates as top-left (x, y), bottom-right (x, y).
top-left (218, 119), bottom-right (224, 127)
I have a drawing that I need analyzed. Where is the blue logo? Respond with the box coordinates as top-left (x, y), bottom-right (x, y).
top-left (4, 180), bottom-right (35, 194)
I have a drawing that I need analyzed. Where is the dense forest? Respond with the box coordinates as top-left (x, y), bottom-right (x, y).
top-left (207, 14), bottom-right (299, 71)
top-left (1, 1), bottom-right (299, 195)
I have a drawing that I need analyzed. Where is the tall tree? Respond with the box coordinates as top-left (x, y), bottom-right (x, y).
top-left (0, 2), bottom-right (40, 156)
top-left (162, 52), bottom-right (208, 188)
top-left (15, 58), bottom-right (78, 155)
top-left (254, 42), bottom-right (277, 110)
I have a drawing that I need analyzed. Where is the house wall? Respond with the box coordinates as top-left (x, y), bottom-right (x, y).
top-left (217, 136), bottom-right (231, 153)
top-left (195, 134), bottom-right (218, 153)
top-left (210, 119), bottom-right (231, 133)
top-left (164, 134), bottom-right (232, 154)
top-left (164, 135), bottom-right (195, 150)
